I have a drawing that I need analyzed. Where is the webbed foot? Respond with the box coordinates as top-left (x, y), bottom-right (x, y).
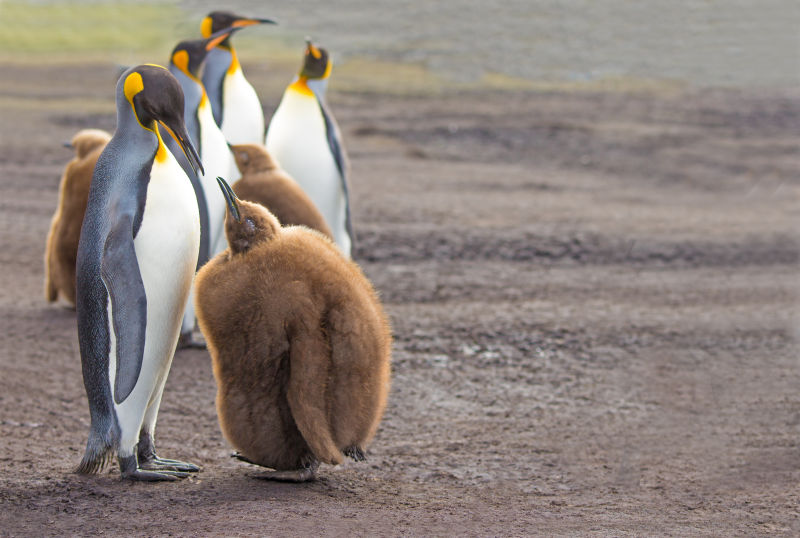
top-left (251, 461), bottom-right (319, 483)
top-left (119, 455), bottom-right (189, 482)
top-left (344, 446), bottom-right (367, 462)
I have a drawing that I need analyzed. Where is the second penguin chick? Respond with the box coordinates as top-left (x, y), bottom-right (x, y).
top-left (44, 128), bottom-right (111, 306)
top-left (195, 178), bottom-right (391, 482)
top-left (230, 143), bottom-right (333, 240)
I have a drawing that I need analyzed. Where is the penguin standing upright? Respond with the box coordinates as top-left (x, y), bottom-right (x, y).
top-left (200, 11), bottom-right (275, 145)
top-left (168, 31), bottom-right (244, 347)
top-left (75, 65), bottom-right (204, 481)
top-left (265, 40), bottom-right (354, 258)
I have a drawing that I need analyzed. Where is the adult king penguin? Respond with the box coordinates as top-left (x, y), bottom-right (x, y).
top-left (201, 11), bottom-right (275, 145)
top-left (168, 30), bottom-right (243, 347)
top-left (265, 39), bottom-right (354, 258)
top-left (75, 64), bottom-right (204, 481)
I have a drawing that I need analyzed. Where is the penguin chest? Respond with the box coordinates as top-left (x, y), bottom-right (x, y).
top-left (197, 100), bottom-right (239, 256)
top-left (221, 69), bottom-right (264, 145)
top-left (133, 155), bottom-right (200, 332)
top-left (265, 92), bottom-right (346, 243)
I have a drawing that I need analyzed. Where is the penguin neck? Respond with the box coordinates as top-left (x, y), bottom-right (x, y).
top-left (202, 47), bottom-right (232, 126)
top-left (288, 76), bottom-right (314, 98)
top-left (169, 64), bottom-right (204, 149)
top-left (226, 46), bottom-right (241, 76)
top-left (115, 92), bottom-right (160, 159)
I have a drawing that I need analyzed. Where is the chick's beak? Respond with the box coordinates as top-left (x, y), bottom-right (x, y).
top-left (216, 176), bottom-right (241, 222)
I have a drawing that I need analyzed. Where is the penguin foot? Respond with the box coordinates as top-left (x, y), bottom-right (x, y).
top-left (344, 446), bottom-right (367, 462)
top-left (251, 466), bottom-right (318, 483)
top-left (119, 455), bottom-right (190, 482)
top-left (140, 456), bottom-right (200, 473)
top-left (177, 331), bottom-right (207, 350)
top-left (231, 451), bottom-right (256, 464)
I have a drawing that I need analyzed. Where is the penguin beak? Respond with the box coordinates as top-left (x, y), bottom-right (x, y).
top-left (159, 119), bottom-right (204, 177)
top-left (205, 27), bottom-right (241, 51)
top-left (305, 38), bottom-right (322, 59)
top-left (233, 17), bottom-right (277, 28)
top-left (216, 176), bottom-right (241, 222)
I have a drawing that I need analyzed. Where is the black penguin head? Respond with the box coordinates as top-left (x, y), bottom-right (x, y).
top-left (120, 64), bottom-right (204, 175)
top-left (216, 177), bottom-right (280, 254)
top-left (200, 11), bottom-right (276, 46)
top-left (299, 39), bottom-right (331, 80)
top-left (170, 28), bottom-right (240, 78)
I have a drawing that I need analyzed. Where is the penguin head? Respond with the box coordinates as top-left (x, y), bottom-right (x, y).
top-left (216, 177), bottom-right (280, 254)
top-left (68, 129), bottom-right (112, 159)
top-left (170, 28), bottom-right (241, 79)
top-left (118, 64), bottom-right (204, 176)
top-left (230, 144), bottom-right (278, 174)
top-left (201, 11), bottom-right (276, 46)
top-left (299, 39), bottom-right (332, 80)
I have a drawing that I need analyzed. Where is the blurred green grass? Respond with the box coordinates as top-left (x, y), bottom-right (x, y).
top-left (0, 0), bottom-right (189, 61)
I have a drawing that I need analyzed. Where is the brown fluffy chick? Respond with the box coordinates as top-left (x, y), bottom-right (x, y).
top-left (194, 177), bottom-right (391, 482)
top-left (44, 128), bottom-right (111, 306)
top-left (230, 143), bottom-right (333, 240)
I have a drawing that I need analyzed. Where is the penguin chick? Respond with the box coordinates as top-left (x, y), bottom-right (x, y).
top-left (230, 143), bottom-right (333, 240)
top-left (45, 128), bottom-right (112, 306)
top-left (195, 178), bottom-right (391, 482)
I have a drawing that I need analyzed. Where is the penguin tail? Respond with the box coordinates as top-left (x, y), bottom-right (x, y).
top-left (44, 275), bottom-right (57, 303)
top-left (76, 425), bottom-right (117, 475)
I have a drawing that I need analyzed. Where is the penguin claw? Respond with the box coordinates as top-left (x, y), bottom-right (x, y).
top-left (251, 468), bottom-right (318, 483)
top-left (141, 456), bottom-right (200, 473)
top-left (231, 451), bottom-right (256, 464)
top-left (121, 468), bottom-right (186, 482)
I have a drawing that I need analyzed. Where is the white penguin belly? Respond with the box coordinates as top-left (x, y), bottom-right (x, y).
top-left (265, 92), bottom-right (350, 256)
top-left (108, 151), bottom-right (200, 452)
top-left (198, 99), bottom-right (240, 257)
top-left (221, 68), bottom-right (265, 146)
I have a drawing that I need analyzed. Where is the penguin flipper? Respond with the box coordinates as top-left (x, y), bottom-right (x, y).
top-left (100, 219), bottom-right (147, 404)
top-left (318, 100), bottom-right (355, 248)
top-left (287, 327), bottom-right (343, 466)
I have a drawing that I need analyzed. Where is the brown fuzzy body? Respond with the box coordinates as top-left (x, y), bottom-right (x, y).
top-left (194, 201), bottom-right (391, 472)
top-left (44, 129), bottom-right (111, 306)
top-left (230, 144), bottom-right (333, 240)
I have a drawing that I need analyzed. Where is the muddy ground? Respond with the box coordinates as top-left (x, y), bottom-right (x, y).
top-left (0, 62), bottom-right (798, 536)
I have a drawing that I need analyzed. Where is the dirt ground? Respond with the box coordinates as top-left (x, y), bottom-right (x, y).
top-left (0, 62), bottom-right (798, 536)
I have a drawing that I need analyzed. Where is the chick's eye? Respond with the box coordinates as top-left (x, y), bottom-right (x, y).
top-left (244, 218), bottom-right (256, 232)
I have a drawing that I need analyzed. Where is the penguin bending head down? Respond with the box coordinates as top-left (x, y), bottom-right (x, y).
top-left (230, 143), bottom-right (333, 240)
top-left (75, 64), bottom-right (204, 481)
top-left (168, 29), bottom-right (244, 348)
top-left (194, 178), bottom-right (391, 482)
top-left (265, 39), bottom-right (354, 258)
top-left (45, 128), bottom-right (111, 307)
top-left (201, 11), bottom-right (275, 144)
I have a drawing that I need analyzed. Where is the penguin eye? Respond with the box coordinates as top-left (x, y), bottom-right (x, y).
top-left (244, 218), bottom-right (256, 233)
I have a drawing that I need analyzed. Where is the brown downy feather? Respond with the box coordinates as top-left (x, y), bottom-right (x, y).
top-left (230, 143), bottom-right (334, 239)
top-left (195, 196), bottom-right (391, 477)
top-left (44, 129), bottom-right (111, 306)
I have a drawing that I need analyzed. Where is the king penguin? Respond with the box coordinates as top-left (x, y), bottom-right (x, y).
top-left (201, 11), bottom-right (275, 145)
top-left (265, 39), bottom-right (354, 258)
top-left (168, 30), bottom-right (243, 347)
top-left (75, 64), bottom-right (204, 481)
